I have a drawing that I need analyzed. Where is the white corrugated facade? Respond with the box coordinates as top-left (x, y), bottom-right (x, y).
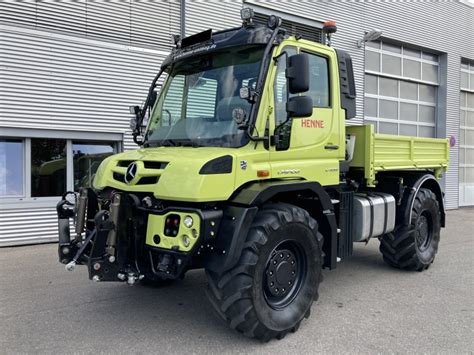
top-left (1, 0), bottom-right (473, 246)
top-left (0, 0), bottom-right (179, 245)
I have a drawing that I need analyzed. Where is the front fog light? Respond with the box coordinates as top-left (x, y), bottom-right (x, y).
top-left (182, 235), bottom-right (190, 247)
top-left (183, 216), bottom-right (193, 228)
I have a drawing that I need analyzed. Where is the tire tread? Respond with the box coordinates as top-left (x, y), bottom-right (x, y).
top-left (205, 203), bottom-right (323, 341)
top-left (380, 188), bottom-right (440, 271)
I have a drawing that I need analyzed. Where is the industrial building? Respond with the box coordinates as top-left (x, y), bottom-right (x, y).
top-left (0, 0), bottom-right (473, 245)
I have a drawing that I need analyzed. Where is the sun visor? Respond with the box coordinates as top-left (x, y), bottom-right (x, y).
top-left (181, 29), bottom-right (213, 48)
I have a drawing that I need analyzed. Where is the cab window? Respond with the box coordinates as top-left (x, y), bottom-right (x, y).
top-left (162, 75), bottom-right (185, 126)
top-left (306, 53), bottom-right (330, 107)
top-left (186, 76), bottom-right (218, 118)
top-left (274, 47), bottom-right (297, 127)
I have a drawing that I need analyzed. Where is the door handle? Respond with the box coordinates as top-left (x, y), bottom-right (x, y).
top-left (324, 145), bottom-right (339, 150)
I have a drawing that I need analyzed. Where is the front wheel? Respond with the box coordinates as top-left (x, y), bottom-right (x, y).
top-left (380, 188), bottom-right (441, 271)
top-left (206, 203), bottom-right (323, 341)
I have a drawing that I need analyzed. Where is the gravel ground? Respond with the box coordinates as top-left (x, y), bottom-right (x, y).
top-left (1, 208), bottom-right (473, 354)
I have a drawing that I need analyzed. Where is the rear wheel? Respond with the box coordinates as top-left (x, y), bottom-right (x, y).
top-left (206, 203), bottom-right (323, 341)
top-left (380, 188), bottom-right (441, 271)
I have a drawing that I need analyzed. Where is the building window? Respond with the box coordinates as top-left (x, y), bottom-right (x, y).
top-left (364, 41), bottom-right (439, 137)
top-left (459, 60), bottom-right (474, 206)
top-left (73, 142), bottom-right (114, 191)
top-left (31, 138), bottom-right (67, 197)
top-left (0, 139), bottom-right (24, 197)
top-left (0, 136), bottom-right (118, 201)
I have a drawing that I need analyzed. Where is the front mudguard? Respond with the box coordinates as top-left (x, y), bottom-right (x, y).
top-left (203, 205), bottom-right (258, 275)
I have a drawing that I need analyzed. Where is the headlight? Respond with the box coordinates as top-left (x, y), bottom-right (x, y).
top-left (199, 155), bottom-right (233, 175)
top-left (183, 216), bottom-right (193, 228)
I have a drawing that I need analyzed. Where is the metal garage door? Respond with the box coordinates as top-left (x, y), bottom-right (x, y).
top-left (459, 60), bottom-right (474, 206)
top-left (364, 40), bottom-right (439, 138)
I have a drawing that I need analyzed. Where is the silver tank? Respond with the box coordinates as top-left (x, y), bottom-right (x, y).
top-left (352, 192), bottom-right (396, 242)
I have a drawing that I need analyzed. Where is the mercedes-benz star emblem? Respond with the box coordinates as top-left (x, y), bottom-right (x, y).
top-left (125, 162), bottom-right (138, 184)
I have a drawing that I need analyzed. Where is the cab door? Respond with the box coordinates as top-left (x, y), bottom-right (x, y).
top-left (269, 42), bottom-right (344, 186)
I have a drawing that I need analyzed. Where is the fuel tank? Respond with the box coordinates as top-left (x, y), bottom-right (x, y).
top-left (352, 192), bottom-right (396, 242)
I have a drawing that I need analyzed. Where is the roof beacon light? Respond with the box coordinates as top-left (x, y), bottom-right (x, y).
top-left (322, 20), bottom-right (337, 46)
top-left (240, 7), bottom-right (254, 26)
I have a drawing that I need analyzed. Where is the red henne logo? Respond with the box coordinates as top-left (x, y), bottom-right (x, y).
top-left (301, 119), bottom-right (324, 128)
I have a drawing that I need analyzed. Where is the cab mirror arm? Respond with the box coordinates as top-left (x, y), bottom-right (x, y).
top-left (245, 125), bottom-right (269, 143)
top-left (131, 69), bottom-right (164, 145)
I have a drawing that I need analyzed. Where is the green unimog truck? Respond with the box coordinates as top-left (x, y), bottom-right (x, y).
top-left (56, 9), bottom-right (449, 341)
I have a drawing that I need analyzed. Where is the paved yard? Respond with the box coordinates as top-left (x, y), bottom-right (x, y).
top-left (1, 208), bottom-right (473, 354)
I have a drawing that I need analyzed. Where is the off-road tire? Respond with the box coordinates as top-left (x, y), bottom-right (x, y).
top-left (380, 188), bottom-right (441, 271)
top-left (205, 203), bottom-right (323, 341)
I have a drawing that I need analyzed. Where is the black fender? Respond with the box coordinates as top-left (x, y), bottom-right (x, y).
top-left (203, 205), bottom-right (258, 274)
top-left (397, 173), bottom-right (446, 227)
top-left (205, 180), bottom-right (338, 274)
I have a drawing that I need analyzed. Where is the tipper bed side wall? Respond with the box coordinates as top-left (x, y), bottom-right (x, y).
top-left (348, 125), bottom-right (449, 186)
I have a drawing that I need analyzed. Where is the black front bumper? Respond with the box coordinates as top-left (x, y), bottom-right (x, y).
top-left (56, 189), bottom-right (224, 283)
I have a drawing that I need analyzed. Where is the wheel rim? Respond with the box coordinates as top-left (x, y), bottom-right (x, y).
top-left (263, 240), bottom-right (307, 310)
top-left (415, 211), bottom-right (433, 252)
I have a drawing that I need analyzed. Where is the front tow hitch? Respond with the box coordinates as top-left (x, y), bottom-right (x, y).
top-left (56, 188), bottom-right (145, 285)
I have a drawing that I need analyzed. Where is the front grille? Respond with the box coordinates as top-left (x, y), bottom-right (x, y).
top-left (113, 172), bottom-right (126, 183)
top-left (116, 160), bottom-right (168, 169)
top-left (116, 160), bottom-right (134, 167)
top-left (144, 161), bottom-right (168, 169)
top-left (137, 176), bottom-right (160, 185)
top-left (112, 172), bottom-right (159, 185)
top-left (114, 160), bottom-right (165, 185)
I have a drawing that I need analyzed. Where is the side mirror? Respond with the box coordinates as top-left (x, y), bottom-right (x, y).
top-left (286, 53), bottom-right (310, 94)
top-left (287, 96), bottom-right (313, 117)
top-left (129, 105), bottom-right (145, 133)
top-left (129, 117), bottom-right (138, 130)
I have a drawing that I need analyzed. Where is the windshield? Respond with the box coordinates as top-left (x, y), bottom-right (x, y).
top-left (145, 45), bottom-right (265, 148)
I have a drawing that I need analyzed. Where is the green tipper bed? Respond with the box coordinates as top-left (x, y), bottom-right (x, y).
top-left (347, 125), bottom-right (449, 186)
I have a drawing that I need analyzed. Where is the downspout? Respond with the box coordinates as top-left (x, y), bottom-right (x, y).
top-left (180, 0), bottom-right (186, 37)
